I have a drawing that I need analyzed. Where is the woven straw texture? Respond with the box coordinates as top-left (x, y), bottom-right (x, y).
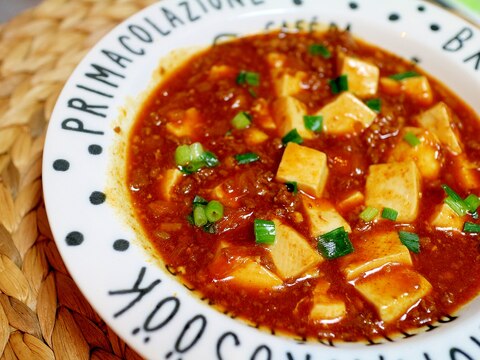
top-left (0, 1), bottom-right (158, 358)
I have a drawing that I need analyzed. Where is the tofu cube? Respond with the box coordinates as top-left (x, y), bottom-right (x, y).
top-left (453, 156), bottom-right (480, 190)
top-left (339, 231), bottom-right (412, 281)
top-left (365, 161), bottom-right (421, 222)
top-left (417, 102), bottom-right (462, 154)
top-left (340, 56), bottom-right (379, 98)
top-left (354, 265), bottom-right (432, 323)
top-left (337, 191), bottom-right (365, 212)
top-left (166, 107), bottom-right (201, 138)
top-left (268, 219), bottom-right (323, 280)
top-left (317, 92), bottom-right (377, 135)
top-left (266, 52), bottom-right (287, 69)
top-left (273, 96), bottom-right (313, 139)
top-left (244, 128), bottom-right (269, 146)
top-left (401, 76), bottom-right (433, 106)
top-left (158, 169), bottom-right (183, 200)
top-left (302, 196), bottom-right (351, 238)
top-left (310, 279), bottom-right (346, 321)
top-left (273, 72), bottom-right (305, 97)
top-left (430, 203), bottom-right (466, 231)
top-left (276, 143), bottom-right (329, 197)
top-left (380, 77), bottom-right (402, 96)
top-left (388, 127), bottom-right (442, 180)
top-left (229, 259), bottom-right (283, 290)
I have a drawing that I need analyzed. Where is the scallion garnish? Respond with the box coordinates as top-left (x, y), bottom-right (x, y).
top-left (235, 152), bottom-right (260, 165)
top-left (231, 112), bottom-right (252, 129)
top-left (193, 195), bottom-right (208, 206)
top-left (282, 129), bottom-right (303, 145)
top-left (464, 222), bottom-right (480, 233)
top-left (193, 206), bottom-right (208, 227)
top-left (303, 115), bottom-right (323, 133)
top-left (382, 207), bottom-right (398, 221)
top-left (389, 71), bottom-right (420, 81)
top-left (329, 75), bottom-right (349, 94)
top-left (248, 88), bottom-right (258, 98)
top-left (317, 227), bottom-right (354, 260)
top-left (254, 219), bottom-right (276, 245)
top-left (464, 194), bottom-right (480, 213)
top-left (442, 184), bottom-right (469, 216)
top-left (175, 143), bottom-right (220, 174)
top-left (237, 71), bottom-right (260, 86)
top-left (175, 144), bottom-right (192, 166)
top-left (365, 98), bottom-right (381, 113)
top-left (359, 206), bottom-right (379, 222)
top-left (205, 200), bottom-right (224, 223)
top-left (202, 151), bottom-right (220, 167)
top-left (398, 231), bottom-right (420, 253)
top-left (309, 44), bottom-right (331, 58)
top-left (285, 181), bottom-right (298, 194)
top-left (189, 197), bottom-right (224, 233)
top-left (403, 132), bottom-right (421, 147)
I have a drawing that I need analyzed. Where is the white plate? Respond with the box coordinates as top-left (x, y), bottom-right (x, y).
top-left (43, 0), bottom-right (480, 359)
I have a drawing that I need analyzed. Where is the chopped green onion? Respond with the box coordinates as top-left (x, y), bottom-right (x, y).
top-left (282, 129), bottom-right (303, 145)
top-left (193, 206), bottom-right (208, 227)
top-left (205, 200), bottom-right (224, 223)
top-left (248, 88), bottom-right (258, 98)
top-left (303, 115), bottom-right (323, 133)
top-left (235, 152), bottom-right (260, 165)
top-left (190, 142), bottom-right (204, 161)
top-left (365, 98), bottom-right (381, 113)
top-left (317, 227), bottom-right (354, 260)
top-left (309, 44), bottom-right (331, 58)
top-left (254, 219), bottom-right (276, 245)
top-left (398, 231), bottom-right (420, 253)
top-left (359, 206), bottom-right (379, 222)
top-left (193, 195), bottom-right (208, 206)
top-left (231, 112), bottom-right (252, 129)
top-left (329, 75), bottom-right (349, 94)
top-left (285, 181), bottom-right (298, 194)
top-left (403, 132), bottom-right (421, 147)
top-left (181, 162), bottom-right (204, 174)
top-left (464, 222), bottom-right (480, 233)
top-left (442, 184), bottom-right (469, 216)
top-left (175, 145), bottom-right (192, 166)
top-left (237, 71), bottom-right (260, 86)
top-left (464, 194), bottom-right (480, 213)
top-left (389, 71), bottom-right (420, 81)
top-left (203, 222), bottom-right (216, 234)
top-left (202, 151), bottom-right (220, 167)
top-left (382, 207), bottom-right (398, 221)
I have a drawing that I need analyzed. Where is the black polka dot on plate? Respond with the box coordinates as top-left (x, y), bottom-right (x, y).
top-left (90, 191), bottom-right (106, 205)
top-left (66, 231), bottom-right (84, 246)
top-left (113, 239), bottom-right (130, 252)
top-left (411, 56), bottom-right (421, 64)
top-left (349, 2), bottom-right (359, 10)
top-left (417, 5), bottom-right (425, 12)
top-left (53, 159), bottom-right (70, 172)
top-left (388, 13), bottom-right (400, 21)
top-left (88, 144), bottom-right (103, 155)
top-left (430, 23), bottom-right (440, 31)
top-left (292, 0), bottom-right (302, 5)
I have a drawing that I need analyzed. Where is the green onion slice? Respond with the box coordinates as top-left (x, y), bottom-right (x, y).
top-left (442, 184), bottom-right (469, 216)
top-left (317, 227), bottom-right (354, 260)
top-left (248, 88), bottom-right (258, 98)
top-left (202, 151), bottom-right (220, 167)
top-left (359, 206), bottom-right (379, 222)
top-left (389, 71), bottom-right (420, 81)
top-left (365, 98), bottom-right (381, 113)
top-left (231, 111), bottom-right (252, 130)
top-left (464, 222), bottom-right (480, 233)
top-left (237, 71), bottom-right (260, 86)
top-left (282, 129), bottom-right (303, 145)
top-left (398, 231), bottom-right (420, 253)
top-left (254, 219), bottom-right (276, 245)
top-left (193, 206), bottom-right (208, 227)
top-left (309, 44), bottom-right (331, 58)
top-left (235, 152), bottom-right (260, 165)
top-left (190, 142), bottom-right (204, 161)
top-left (403, 132), bottom-right (421, 147)
top-left (303, 115), bottom-right (323, 133)
top-left (192, 195), bottom-right (208, 206)
top-left (285, 181), bottom-right (298, 194)
top-left (205, 200), bottom-right (224, 223)
top-left (174, 145), bottom-right (192, 166)
top-left (329, 75), bottom-right (349, 94)
top-left (382, 207), bottom-right (398, 221)
top-left (465, 194), bottom-right (480, 213)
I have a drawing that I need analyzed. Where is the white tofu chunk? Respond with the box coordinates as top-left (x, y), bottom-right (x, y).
top-left (340, 56), bottom-right (379, 98)
top-left (302, 196), bottom-right (351, 238)
top-left (317, 92), bottom-right (377, 135)
top-left (339, 231), bottom-right (412, 281)
top-left (337, 191), bottom-right (365, 212)
top-left (310, 279), bottom-right (346, 321)
top-left (416, 102), bottom-right (462, 154)
top-left (276, 143), bottom-right (329, 197)
top-left (166, 107), bottom-right (201, 138)
top-left (273, 72), bottom-right (306, 97)
top-left (401, 76), bottom-right (433, 106)
top-left (388, 127), bottom-right (442, 180)
top-left (268, 219), bottom-right (323, 280)
top-left (354, 265), bottom-right (432, 323)
top-left (365, 161), bottom-right (421, 222)
top-left (159, 169), bottom-right (183, 200)
top-left (430, 203), bottom-right (466, 231)
top-left (453, 155), bottom-right (480, 190)
top-left (229, 259), bottom-right (283, 290)
top-left (273, 96), bottom-right (313, 139)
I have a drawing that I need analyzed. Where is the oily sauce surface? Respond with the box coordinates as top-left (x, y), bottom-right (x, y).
top-left (127, 29), bottom-right (480, 341)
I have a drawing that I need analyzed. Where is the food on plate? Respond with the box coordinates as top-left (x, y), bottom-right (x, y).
top-left (127, 28), bottom-right (480, 341)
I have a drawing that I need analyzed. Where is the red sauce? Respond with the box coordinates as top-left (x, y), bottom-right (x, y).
top-left (127, 29), bottom-right (480, 342)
